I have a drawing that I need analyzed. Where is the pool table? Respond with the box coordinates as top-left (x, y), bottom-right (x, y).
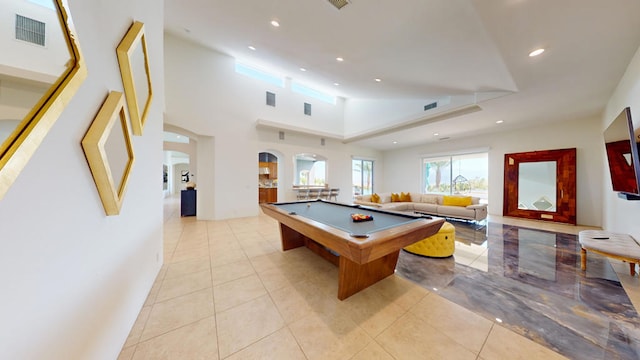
top-left (260, 199), bottom-right (445, 300)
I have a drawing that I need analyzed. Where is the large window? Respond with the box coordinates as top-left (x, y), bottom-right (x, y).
top-left (422, 152), bottom-right (488, 201)
top-left (352, 159), bottom-right (374, 197)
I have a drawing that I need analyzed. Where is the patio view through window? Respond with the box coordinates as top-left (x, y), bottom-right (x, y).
top-left (422, 152), bottom-right (488, 202)
top-left (352, 159), bottom-right (373, 197)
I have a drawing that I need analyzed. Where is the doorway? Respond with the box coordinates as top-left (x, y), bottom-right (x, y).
top-left (258, 152), bottom-right (278, 203)
top-left (503, 148), bottom-right (576, 224)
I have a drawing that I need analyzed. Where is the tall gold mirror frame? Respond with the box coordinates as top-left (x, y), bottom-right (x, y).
top-left (116, 21), bottom-right (153, 136)
top-left (0, 0), bottom-right (87, 201)
top-left (82, 91), bottom-right (135, 216)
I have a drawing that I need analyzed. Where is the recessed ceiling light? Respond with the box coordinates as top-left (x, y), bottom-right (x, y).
top-left (248, 45), bottom-right (256, 51)
top-left (529, 48), bottom-right (545, 57)
top-left (433, 132), bottom-right (439, 136)
top-left (392, 141), bottom-right (398, 144)
top-left (271, 20), bottom-right (280, 27)
top-left (374, 78), bottom-right (382, 82)
top-left (336, 57), bottom-right (344, 62)
top-left (333, 82), bottom-right (340, 86)
top-left (496, 120), bottom-right (504, 124)
top-left (183, 28), bottom-right (191, 34)
top-left (300, 67), bottom-right (307, 72)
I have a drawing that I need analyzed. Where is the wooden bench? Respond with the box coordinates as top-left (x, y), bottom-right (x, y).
top-left (579, 230), bottom-right (640, 276)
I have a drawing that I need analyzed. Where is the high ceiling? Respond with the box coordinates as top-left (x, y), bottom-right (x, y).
top-left (164, 0), bottom-right (640, 150)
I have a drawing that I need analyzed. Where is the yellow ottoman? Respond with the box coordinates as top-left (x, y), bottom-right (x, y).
top-left (404, 222), bottom-right (455, 258)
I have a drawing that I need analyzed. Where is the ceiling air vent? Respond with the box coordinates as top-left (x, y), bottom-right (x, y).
top-left (15, 14), bottom-right (45, 46)
top-left (327, 0), bottom-right (350, 10)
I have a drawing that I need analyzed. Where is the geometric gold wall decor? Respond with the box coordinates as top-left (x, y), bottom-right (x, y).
top-left (0, 0), bottom-right (87, 201)
top-left (116, 21), bottom-right (153, 136)
top-left (82, 91), bottom-right (135, 216)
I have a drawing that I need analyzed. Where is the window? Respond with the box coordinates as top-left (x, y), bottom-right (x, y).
top-left (235, 62), bottom-right (284, 87)
top-left (352, 159), bottom-right (374, 197)
top-left (294, 153), bottom-right (326, 186)
top-left (422, 152), bottom-right (488, 202)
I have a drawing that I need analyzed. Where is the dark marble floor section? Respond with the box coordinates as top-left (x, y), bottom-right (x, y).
top-left (395, 221), bottom-right (640, 360)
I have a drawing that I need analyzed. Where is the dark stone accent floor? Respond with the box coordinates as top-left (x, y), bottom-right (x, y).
top-left (395, 221), bottom-right (640, 360)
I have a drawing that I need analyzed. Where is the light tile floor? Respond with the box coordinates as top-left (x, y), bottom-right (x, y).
top-left (118, 199), bottom-right (591, 359)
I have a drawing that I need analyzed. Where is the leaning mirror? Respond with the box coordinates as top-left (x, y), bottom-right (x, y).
top-left (0, 0), bottom-right (86, 200)
top-left (116, 21), bottom-right (152, 136)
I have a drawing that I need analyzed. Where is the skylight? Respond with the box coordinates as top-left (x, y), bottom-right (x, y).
top-left (27, 0), bottom-right (55, 10)
top-left (292, 82), bottom-right (336, 104)
top-left (235, 62), bottom-right (284, 88)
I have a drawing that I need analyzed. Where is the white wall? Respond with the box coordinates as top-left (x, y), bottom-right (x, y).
top-left (383, 115), bottom-right (604, 227)
top-left (0, 0), bottom-right (164, 359)
top-left (164, 33), bottom-right (380, 219)
top-left (602, 45), bottom-right (640, 239)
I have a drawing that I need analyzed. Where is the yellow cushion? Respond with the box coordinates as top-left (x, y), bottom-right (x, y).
top-left (371, 193), bottom-right (380, 203)
top-left (400, 192), bottom-right (412, 202)
top-left (391, 193), bottom-right (401, 202)
top-left (442, 195), bottom-right (472, 207)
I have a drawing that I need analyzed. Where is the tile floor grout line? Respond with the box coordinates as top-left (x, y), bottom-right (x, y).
top-left (475, 321), bottom-right (495, 360)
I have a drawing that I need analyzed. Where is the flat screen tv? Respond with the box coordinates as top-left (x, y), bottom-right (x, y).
top-left (604, 107), bottom-right (640, 200)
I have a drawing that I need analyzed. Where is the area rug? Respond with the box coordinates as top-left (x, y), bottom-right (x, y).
top-left (396, 221), bottom-right (640, 360)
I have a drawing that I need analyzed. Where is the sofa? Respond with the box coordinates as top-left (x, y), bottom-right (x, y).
top-left (353, 192), bottom-right (488, 223)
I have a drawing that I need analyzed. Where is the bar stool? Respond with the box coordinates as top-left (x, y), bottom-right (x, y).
top-left (296, 188), bottom-right (310, 200)
top-left (320, 188), bottom-right (331, 199)
top-left (308, 188), bottom-right (321, 199)
top-left (329, 188), bottom-right (339, 201)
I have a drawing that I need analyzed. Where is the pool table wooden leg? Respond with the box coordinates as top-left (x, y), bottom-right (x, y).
top-left (280, 223), bottom-right (306, 250)
top-left (337, 251), bottom-right (400, 300)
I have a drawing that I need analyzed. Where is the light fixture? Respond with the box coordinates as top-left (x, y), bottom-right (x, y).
top-left (496, 120), bottom-right (504, 124)
top-left (392, 140), bottom-right (398, 144)
top-left (433, 132), bottom-right (439, 136)
top-left (529, 48), bottom-right (545, 57)
top-left (374, 78), bottom-right (382, 82)
top-left (271, 20), bottom-right (280, 27)
top-left (300, 67), bottom-right (307, 72)
top-left (333, 82), bottom-right (340, 86)
top-left (336, 57), bottom-right (344, 62)
top-left (495, 318), bottom-right (503, 323)
top-left (248, 45), bottom-right (256, 51)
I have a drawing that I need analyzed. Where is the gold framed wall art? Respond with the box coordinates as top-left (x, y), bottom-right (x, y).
top-left (82, 91), bottom-right (135, 216)
top-left (116, 21), bottom-right (153, 136)
top-left (0, 0), bottom-right (87, 200)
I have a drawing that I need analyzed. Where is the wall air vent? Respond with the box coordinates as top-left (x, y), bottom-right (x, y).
top-left (266, 91), bottom-right (276, 107)
top-left (327, 0), bottom-right (350, 10)
top-left (424, 102), bottom-right (437, 111)
top-left (15, 14), bottom-right (45, 46)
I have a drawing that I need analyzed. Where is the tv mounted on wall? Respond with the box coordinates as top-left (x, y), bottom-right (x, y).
top-left (604, 107), bottom-right (640, 200)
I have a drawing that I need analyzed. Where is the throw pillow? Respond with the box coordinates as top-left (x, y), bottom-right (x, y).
top-left (371, 193), bottom-right (381, 203)
top-left (391, 193), bottom-right (401, 202)
top-left (400, 192), bottom-right (412, 202)
top-left (442, 195), bottom-right (473, 207)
